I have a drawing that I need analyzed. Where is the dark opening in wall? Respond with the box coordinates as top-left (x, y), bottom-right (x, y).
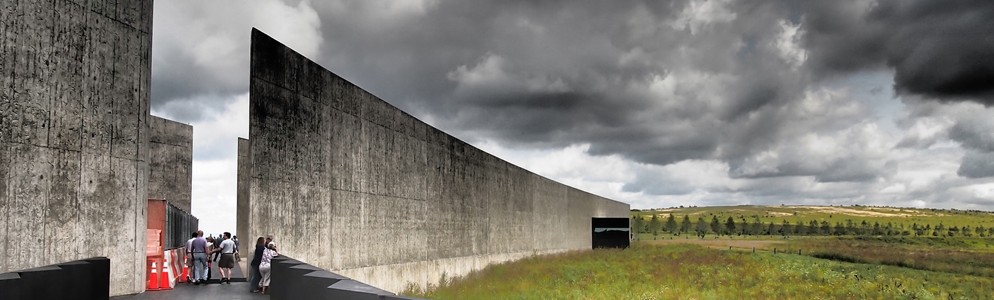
top-left (592, 218), bottom-right (631, 249)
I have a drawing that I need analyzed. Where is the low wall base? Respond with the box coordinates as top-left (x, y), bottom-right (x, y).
top-left (334, 249), bottom-right (575, 293)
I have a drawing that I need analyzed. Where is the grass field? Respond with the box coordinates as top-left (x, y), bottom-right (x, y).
top-left (791, 236), bottom-right (994, 278)
top-left (405, 243), bottom-right (994, 299)
top-left (404, 205), bottom-right (994, 299)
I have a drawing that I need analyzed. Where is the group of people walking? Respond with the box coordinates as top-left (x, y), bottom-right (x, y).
top-left (186, 230), bottom-right (238, 284)
top-left (184, 230), bottom-right (279, 294)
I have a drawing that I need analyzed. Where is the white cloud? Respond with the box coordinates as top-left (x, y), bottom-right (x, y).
top-left (252, 0), bottom-right (323, 59)
top-left (447, 54), bottom-right (511, 89)
top-left (972, 183), bottom-right (994, 199)
top-left (774, 20), bottom-right (807, 69)
top-left (897, 116), bottom-right (953, 148)
top-left (189, 159), bottom-right (239, 236)
top-left (319, 0), bottom-right (437, 23)
top-left (447, 53), bottom-right (572, 96)
top-left (474, 142), bottom-right (645, 205)
top-left (671, 0), bottom-right (737, 34)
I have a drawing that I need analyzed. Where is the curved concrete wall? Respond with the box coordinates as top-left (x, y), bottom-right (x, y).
top-left (0, 0), bottom-right (153, 296)
top-left (243, 29), bottom-right (629, 292)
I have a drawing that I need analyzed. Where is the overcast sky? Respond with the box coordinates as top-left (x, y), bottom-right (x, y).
top-left (151, 0), bottom-right (994, 234)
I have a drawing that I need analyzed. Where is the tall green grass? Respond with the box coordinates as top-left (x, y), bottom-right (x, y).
top-left (791, 236), bottom-right (994, 278)
top-left (406, 244), bottom-right (994, 299)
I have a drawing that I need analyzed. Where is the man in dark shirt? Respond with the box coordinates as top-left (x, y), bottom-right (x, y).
top-left (190, 230), bottom-right (209, 285)
top-left (233, 236), bottom-right (240, 262)
top-left (212, 234), bottom-right (223, 262)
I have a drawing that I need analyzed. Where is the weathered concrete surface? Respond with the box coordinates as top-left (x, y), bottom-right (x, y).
top-left (246, 29), bottom-right (629, 293)
top-left (0, 0), bottom-right (153, 296)
top-left (236, 137), bottom-right (251, 245)
top-left (148, 116), bottom-right (192, 213)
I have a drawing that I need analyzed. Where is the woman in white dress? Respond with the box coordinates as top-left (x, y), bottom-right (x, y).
top-left (258, 242), bottom-right (279, 294)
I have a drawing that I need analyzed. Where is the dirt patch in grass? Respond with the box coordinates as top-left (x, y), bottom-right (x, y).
top-left (789, 206), bottom-right (928, 217)
top-left (766, 211), bottom-right (793, 216)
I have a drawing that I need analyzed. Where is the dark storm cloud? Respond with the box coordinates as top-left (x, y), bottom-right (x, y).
top-left (949, 119), bottom-right (994, 152)
top-left (313, 1), bottom-right (820, 162)
top-left (958, 151), bottom-right (994, 178)
top-left (153, 0), bottom-right (924, 186)
top-left (151, 0), bottom-right (322, 122)
top-left (150, 49), bottom-right (247, 117)
top-left (151, 3), bottom-right (248, 121)
top-left (947, 106), bottom-right (994, 178)
top-left (296, 0), bottom-right (910, 187)
top-left (148, 0), bottom-right (994, 210)
top-left (800, 0), bottom-right (994, 105)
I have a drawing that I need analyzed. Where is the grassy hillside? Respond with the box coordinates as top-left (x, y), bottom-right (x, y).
top-left (405, 243), bottom-right (994, 299)
top-left (633, 205), bottom-right (994, 237)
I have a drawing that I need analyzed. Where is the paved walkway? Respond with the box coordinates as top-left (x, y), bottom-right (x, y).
top-left (113, 258), bottom-right (268, 300)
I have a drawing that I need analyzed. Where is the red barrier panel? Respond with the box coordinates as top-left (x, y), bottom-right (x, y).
top-left (148, 199), bottom-right (192, 289)
top-left (147, 200), bottom-right (170, 291)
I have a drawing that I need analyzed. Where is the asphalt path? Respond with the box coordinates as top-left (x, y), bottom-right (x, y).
top-left (112, 256), bottom-right (268, 300)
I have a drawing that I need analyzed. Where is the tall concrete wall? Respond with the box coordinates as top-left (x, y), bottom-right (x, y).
top-left (148, 115), bottom-right (192, 213)
top-left (236, 137), bottom-right (251, 245)
top-left (246, 29), bottom-right (629, 293)
top-left (0, 0), bottom-right (153, 296)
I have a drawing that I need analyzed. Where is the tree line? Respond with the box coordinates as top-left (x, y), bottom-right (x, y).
top-left (632, 213), bottom-right (994, 239)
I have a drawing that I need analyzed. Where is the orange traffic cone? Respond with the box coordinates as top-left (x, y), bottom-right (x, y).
top-left (148, 271), bottom-right (160, 290)
top-left (180, 266), bottom-right (189, 283)
top-left (159, 269), bottom-right (172, 290)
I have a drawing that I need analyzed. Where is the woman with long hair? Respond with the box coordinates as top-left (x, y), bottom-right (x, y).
top-left (249, 237), bottom-right (265, 293)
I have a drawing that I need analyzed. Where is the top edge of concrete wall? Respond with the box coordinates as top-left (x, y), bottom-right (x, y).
top-left (149, 115), bottom-right (193, 145)
top-left (150, 115), bottom-right (193, 128)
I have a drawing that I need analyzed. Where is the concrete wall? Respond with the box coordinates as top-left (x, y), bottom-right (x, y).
top-left (246, 29), bottom-right (629, 293)
top-left (0, 0), bottom-right (153, 296)
top-left (148, 115), bottom-right (192, 213)
top-left (236, 137), bottom-right (251, 245)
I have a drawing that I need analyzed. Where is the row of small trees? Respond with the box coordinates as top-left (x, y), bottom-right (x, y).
top-left (632, 214), bottom-right (994, 238)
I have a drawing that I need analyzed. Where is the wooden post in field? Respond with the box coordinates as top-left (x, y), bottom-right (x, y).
top-left (774, 248), bottom-right (777, 254)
